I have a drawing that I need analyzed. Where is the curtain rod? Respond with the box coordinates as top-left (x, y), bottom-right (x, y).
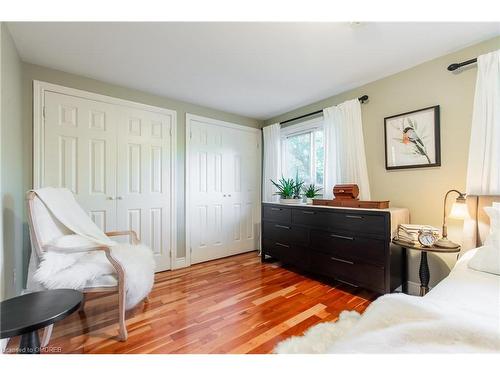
top-left (447, 57), bottom-right (477, 71)
top-left (280, 95), bottom-right (369, 125)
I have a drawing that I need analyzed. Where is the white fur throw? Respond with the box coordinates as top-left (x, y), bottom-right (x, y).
top-left (275, 293), bottom-right (500, 353)
top-left (35, 243), bottom-right (155, 310)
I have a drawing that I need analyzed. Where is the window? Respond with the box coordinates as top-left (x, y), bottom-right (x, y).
top-left (281, 117), bottom-right (324, 188)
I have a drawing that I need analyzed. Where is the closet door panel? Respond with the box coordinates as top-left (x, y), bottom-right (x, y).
top-left (44, 91), bottom-right (117, 231)
top-left (116, 108), bottom-right (173, 271)
top-left (188, 116), bottom-right (261, 264)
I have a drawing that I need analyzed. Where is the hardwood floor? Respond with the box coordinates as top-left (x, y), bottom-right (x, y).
top-left (11, 251), bottom-right (378, 354)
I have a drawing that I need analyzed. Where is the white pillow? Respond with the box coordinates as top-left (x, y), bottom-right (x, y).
top-left (468, 245), bottom-right (500, 276)
top-left (467, 204), bottom-right (500, 275)
top-left (484, 205), bottom-right (500, 248)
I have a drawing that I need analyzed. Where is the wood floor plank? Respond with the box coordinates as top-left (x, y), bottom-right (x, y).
top-left (6, 251), bottom-right (378, 354)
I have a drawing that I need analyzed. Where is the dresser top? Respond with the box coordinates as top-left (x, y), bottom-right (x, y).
top-left (262, 201), bottom-right (408, 214)
top-left (262, 202), bottom-right (409, 237)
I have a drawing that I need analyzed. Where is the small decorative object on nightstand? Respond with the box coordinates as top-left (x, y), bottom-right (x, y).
top-left (392, 239), bottom-right (460, 296)
top-left (435, 189), bottom-right (468, 249)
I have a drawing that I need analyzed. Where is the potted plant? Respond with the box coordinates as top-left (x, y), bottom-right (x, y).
top-left (303, 184), bottom-right (322, 204)
top-left (292, 171), bottom-right (304, 201)
top-left (271, 176), bottom-right (303, 204)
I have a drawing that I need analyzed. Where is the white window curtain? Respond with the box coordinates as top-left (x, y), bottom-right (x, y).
top-left (466, 50), bottom-right (500, 195)
top-left (323, 99), bottom-right (371, 200)
top-left (263, 123), bottom-right (281, 202)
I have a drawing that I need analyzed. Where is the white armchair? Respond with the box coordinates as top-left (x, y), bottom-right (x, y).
top-left (26, 191), bottom-right (146, 342)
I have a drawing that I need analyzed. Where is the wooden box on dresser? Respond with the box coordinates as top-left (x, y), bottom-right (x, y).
top-left (261, 203), bottom-right (408, 294)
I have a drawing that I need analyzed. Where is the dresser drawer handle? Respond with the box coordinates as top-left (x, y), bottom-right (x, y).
top-left (330, 256), bottom-right (354, 265)
top-left (275, 224), bottom-right (290, 230)
top-left (336, 278), bottom-right (358, 288)
top-left (275, 242), bottom-right (290, 248)
top-left (346, 215), bottom-right (363, 219)
top-left (330, 234), bottom-right (354, 241)
top-left (301, 211), bottom-right (315, 215)
top-left (270, 208), bottom-right (282, 211)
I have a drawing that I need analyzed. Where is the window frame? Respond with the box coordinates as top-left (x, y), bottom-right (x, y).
top-left (280, 116), bottom-right (324, 188)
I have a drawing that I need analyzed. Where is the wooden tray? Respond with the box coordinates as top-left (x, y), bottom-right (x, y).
top-left (312, 199), bottom-right (390, 209)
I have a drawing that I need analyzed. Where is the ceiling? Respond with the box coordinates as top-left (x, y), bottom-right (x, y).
top-left (7, 22), bottom-right (500, 120)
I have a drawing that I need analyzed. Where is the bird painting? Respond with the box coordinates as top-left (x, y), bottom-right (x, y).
top-left (394, 117), bottom-right (431, 164)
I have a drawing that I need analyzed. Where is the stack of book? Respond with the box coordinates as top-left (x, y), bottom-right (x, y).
top-left (396, 224), bottom-right (440, 245)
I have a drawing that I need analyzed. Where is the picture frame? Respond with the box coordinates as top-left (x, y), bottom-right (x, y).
top-left (384, 105), bottom-right (441, 170)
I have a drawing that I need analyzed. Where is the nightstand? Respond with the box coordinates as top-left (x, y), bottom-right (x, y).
top-left (392, 239), bottom-right (460, 296)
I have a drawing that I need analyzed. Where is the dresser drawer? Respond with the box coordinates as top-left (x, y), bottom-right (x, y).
top-left (310, 251), bottom-right (385, 291)
top-left (310, 229), bottom-right (385, 265)
top-left (331, 212), bottom-right (386, 236)
top-left (263, 221), bottom-right (309, 245)
top-left (292, 208), bottom-right (332, 227)
top-left (262, 239), bottom-right (309, 268)
top-left (292, 208), bottom-right (386, 236)
top-left (263, 205), bottom-right (291, 223)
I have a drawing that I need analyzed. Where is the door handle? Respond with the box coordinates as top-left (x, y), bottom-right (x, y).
top-left (106, 196), bottom-right (115, 200)
top-left (330, 256), bottom-right (354, 265)
top-left (270, 208), bottom-right (282, 211)
top-left (330, 234), bottom-right (354, 241)
top-left (301, 211), bottom-right (315, 215)
top-left (116, 196), bottom-right (123, 200)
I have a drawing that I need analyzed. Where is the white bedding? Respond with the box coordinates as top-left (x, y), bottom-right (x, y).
top-left (425, 249), bottom-right (500, 319)
top-left (275, 248), bottom-right (500, 353)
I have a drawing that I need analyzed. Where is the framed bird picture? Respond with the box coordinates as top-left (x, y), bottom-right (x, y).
top-left (384, 105), bottom-right (441, 170)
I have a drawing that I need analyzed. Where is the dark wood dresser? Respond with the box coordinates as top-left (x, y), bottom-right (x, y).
top-left (261, 203), bottom-right (407, 294)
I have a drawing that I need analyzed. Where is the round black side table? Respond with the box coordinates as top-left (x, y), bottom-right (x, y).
top-left (392, 239), bottom-right (460, 296)
top-left (1, 289), bottom-right (82, 354)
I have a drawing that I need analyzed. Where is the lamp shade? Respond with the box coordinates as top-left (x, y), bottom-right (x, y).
top-left (449, 202), bottom-right (468, 220)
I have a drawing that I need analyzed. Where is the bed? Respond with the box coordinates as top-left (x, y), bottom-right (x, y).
top-left (275, 195), bottom-right (500, 353)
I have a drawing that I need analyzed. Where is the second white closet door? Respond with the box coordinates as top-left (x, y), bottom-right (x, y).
top-left (188, 115), bottom-right (261, 264)
top-left (116, 107), bottom-right (173, 271)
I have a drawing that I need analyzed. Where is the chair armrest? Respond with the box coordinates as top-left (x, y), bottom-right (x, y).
top-left (43, 244), bottom-right (110, 254)
top-left (105, 230), bottom-right (139, 245)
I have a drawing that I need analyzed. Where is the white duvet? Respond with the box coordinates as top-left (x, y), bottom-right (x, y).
top-left (275, 250), bottom-right (500, 353)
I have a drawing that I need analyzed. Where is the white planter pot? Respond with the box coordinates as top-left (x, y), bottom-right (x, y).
top-left (306, 198), bottom-right (313, 205)
top-left (279, 198), bottom-right (303, 205)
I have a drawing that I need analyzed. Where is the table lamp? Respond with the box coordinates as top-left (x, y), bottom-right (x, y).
top-left (435, 189), bottom-right (467, 249)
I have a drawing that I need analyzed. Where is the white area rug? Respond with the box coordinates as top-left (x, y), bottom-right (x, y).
top-left (274, 311), bottom-right (361, 354)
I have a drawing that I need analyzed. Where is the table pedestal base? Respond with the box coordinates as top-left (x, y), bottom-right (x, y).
top-left (19, 330), bottom-right (40, 354)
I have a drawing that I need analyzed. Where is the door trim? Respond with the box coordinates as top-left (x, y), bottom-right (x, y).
top-left (185, 113), bottom-right (261, 267)
top-left (33, 80), bottom-right (178, 269)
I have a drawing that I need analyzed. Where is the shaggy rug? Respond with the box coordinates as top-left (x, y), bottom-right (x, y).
top-left (274, 311), bottom-right (361, 354)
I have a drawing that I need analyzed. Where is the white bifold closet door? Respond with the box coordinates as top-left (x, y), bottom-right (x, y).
top-left (43, 91), bottom-right (173, 271)
top-left (187, 115), bottom-right (261, 264)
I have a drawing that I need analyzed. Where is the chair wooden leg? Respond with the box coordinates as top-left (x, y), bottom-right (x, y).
top-left (41, 324), bottom-right (53, 347)
top-left (118, 281), bottom-right (128, 342)
top-left (104, 249), bottom-right (128, 342)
